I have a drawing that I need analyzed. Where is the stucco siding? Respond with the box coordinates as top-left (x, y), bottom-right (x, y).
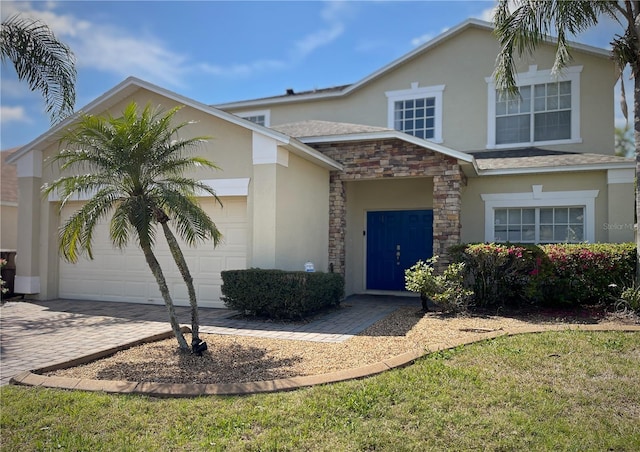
top-left (227, 26), bottom-right (615, 155)
top-left (461, 171), bottom-right (614, 244)
top-left (275, 152), bottom-right (330, 272)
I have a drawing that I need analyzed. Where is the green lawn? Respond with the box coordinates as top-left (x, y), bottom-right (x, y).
top-left (2, 331), bottom-right (639, 451)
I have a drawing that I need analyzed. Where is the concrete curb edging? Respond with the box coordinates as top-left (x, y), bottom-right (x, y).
top-left (10, 324), bottom-right (640, 397)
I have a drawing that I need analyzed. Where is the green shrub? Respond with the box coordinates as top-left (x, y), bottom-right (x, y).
top-left (540, 243), bottom-right (635, 305)
top-left (405, 257), bottom-right (473, 313)
top-left (404, 258), bottom-right (439, 310)
top-left (221, 269), bottom-right (344, 319)
top-left (450, 242), bottom-right (636, 308)
top-left (617, 285), bottom-right (640, 315)
top-left (454, 243), bottom-right (546, 307)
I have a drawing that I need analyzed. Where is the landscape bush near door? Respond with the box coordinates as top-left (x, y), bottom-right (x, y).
top-left (450, 242), bottom-right (635, 308)
top-left (404, 257), bottom-right (473, 313)
top-left (221, 269), bottom-right (344, 319)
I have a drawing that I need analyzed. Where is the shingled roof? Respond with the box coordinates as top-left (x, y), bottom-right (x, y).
top-left (272, 120), bottom-right (392, 139)
top-left (470, 148), bottom-right (632, 171)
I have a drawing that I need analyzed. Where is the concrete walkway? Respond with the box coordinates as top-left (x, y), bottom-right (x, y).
top-left (0, 295), bottom-right (419, 386)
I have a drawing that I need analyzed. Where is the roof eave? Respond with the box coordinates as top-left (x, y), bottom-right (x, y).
top-left (299, 130), bottom-right (475, 164)
top-left (477, 161), bottom-right (634, 176)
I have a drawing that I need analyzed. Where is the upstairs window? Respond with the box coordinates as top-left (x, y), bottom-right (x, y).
top-left (486, 65), bottom-right (581, 148)
top-left (386, 83), bottom-right (444, 143)
top-left (236, 109), bottom-right (270, 127)
top-left (393, 97), bottom-right (436, 139)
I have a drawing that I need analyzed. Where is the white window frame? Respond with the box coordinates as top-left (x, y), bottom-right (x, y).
top-left (485, 65), bottom-right (582, 149)
top-left (236, 109), bottom-right (271, 127)
top-left (481, 185), bottom-right (598, 243)
top-left (386, 82), bottom-right (445, 143)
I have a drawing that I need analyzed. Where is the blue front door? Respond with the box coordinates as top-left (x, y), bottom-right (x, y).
top-left (366, 210), bottom-right (433, 291)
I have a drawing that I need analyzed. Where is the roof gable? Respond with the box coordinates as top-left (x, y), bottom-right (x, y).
top-left (216, 19), bottom-right (612, 110)
top-left (7, 77), bottom-right (341, 171)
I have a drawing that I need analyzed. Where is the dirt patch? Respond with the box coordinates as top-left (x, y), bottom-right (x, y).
top-left (47, 307), bottom-right (639, 385)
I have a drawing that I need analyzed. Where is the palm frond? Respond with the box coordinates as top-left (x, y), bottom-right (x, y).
top-left (110, 201), bottom-right (133, 249)
top-left (154, 188), bottom-right (222, 247)
top-left (58, 189), bottom-right (119, 262)
top-left (0, 14), bottom-right (76, 123)
top-left (493, 0), bottom-right (620, 92)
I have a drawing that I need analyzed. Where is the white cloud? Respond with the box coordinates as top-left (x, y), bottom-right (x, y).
top-left (411, 33), bottom-right (434, 47)
top-left (200, 0), bottom-right (349, 78)
top-left (474, 1), bottom-right (521, 23)
top-left (289, 1), bottom-right (349, 61)
top-left (198, 59), bottom-right (286, 78)
top-left (2, 0), bottom-right (351, 83)
top-left (293, 24), bottom-right (344, 60)
top-left (0, 106), bottom-right (31, 124)
top-left (476, 6), bottom-right (496, 22)
top-left (3, 2), bottom-right (187, 87)
top-left (410, 27), bottom-right (450, 48)
top-left (73, 32), bottom-right (187, 87)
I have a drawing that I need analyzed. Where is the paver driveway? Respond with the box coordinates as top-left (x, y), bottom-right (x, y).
top-left (0, 296), bottom-right (418, 385)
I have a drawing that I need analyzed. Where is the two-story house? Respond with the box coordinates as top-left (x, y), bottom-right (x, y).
top-left (7, 19), bottom-right (634, 307)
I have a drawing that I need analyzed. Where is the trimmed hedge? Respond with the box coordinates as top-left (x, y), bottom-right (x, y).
top-left (450, 242), bottom-right (636, 308)
top-left (221, 269), bottom-right (344, 319)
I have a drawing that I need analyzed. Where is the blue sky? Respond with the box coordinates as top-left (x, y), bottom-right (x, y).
top-left (0, 0), bottom-right (631, 150)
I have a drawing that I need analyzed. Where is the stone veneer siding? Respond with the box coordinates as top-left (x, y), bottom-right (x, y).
top-left (311, 139), bottom-right (465, 276)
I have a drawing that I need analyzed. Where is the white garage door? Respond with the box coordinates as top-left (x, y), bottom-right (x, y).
top-left (59, 197), bottom-right (247, 308)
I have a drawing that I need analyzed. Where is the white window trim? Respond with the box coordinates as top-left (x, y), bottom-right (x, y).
top-left (485, 65), bottom-right (582, 149)
top-left (385, 82), bottom-right (445, 143)
top-left (236, 109), bottom-right (271, 127)
top-left (481, 185), bottom-right (598, 243)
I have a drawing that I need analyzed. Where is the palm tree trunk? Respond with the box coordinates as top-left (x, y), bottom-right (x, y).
top-left (140, 241), bottom-right (189, 351)
top-left (160, 221), bottom-right (200, 344)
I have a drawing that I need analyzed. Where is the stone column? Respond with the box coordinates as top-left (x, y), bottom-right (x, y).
top-left (328, 172), bottom-right (346, 275)
top-left (432, 164), bottom-right (463, 267)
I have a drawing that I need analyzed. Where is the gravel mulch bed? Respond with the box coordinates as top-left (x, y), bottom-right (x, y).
top-left (48, 306), bottom-right (638, 385)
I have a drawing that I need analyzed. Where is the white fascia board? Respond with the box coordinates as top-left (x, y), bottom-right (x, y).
top-left (477, 161), bottom-right (635, 176)
top-left (300, 130), bottom-right (475, 163)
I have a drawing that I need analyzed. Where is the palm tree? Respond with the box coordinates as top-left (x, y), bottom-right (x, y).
top-left (1, 14), bottom-right (76, 124)
top-left (493, 0), bottom-right (639, 281)
top-left (43, 102), bottom-right (222, 351)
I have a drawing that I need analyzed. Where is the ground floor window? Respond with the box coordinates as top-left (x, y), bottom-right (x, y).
top-left (481, 185), bottom-right (598, 243)
top-left (494, 206), bottom-right (585, 243)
